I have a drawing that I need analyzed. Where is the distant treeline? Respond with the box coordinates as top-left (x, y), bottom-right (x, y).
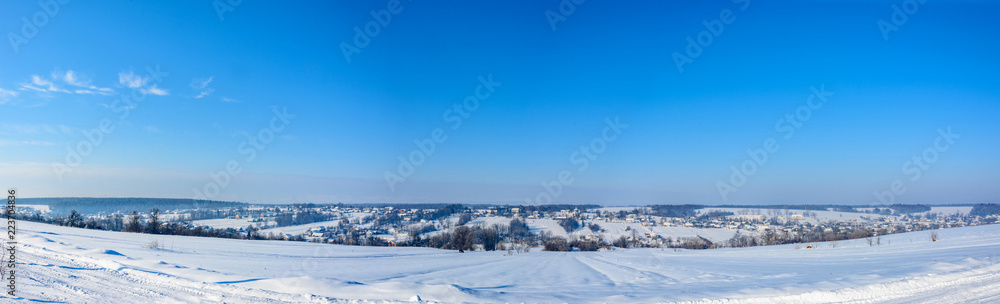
top-left (887, 204), bottom-right (932, 214)
top-left (22, 208), bottom-right (285, 241)
top-left (338, 203), bottom-right (601, 212)
top-left (20, 197), bottom-right (246, 215)
top-left (713, 204), bottom-right (861, 211)
top-left (20, 197), bottom-right (983, 218)
top-left (510, 204), bottom-right (601, 213)
top-left (711, 204), bottom-right (933, 214)
top-left (649, 205), bottom-right (701, 217)
top-left (340, 203), bottom-right (472, 210)
top-left (971, 204), bottom-right (1000, 217)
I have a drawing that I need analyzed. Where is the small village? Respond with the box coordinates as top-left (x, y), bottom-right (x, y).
top-left (172, 203), bottom-right (998, 250)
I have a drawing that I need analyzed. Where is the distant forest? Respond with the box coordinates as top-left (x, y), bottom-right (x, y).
top-left (19, 197), bottom-right (246, 215)
top-left (16, 197), bottom-right (991, 218)
top-left (971, 204), bottom-right (1000, 217)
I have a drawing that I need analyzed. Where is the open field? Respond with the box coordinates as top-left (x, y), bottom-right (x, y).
top-left (6, 221), bottom-right (1000, 303)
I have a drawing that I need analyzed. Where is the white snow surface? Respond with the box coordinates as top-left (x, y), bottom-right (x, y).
top-left (191, 218), bottom-right (276, 230)
top-left (926, 206), bottom-right (973, 215)
top-left (259, 220), bottom-right (343, 236)
top-left (7, 221), bottom-right (1000, 303)
top-left (18, 204), bottom-right (50, 213)
top-left (465, 216), bottom-right (736, 242)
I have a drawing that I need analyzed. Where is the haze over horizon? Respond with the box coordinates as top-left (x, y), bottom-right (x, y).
top-left (2, 1), bottom-right (999, 205)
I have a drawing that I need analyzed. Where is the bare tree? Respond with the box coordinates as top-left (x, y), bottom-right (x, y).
top-left (67, 210), bottom-right (83, 227)
top-left (147, 208), bottom-right (161, 234)
top-left (451, 226), bottom-right (474, 251)
top-left (476, 226), bottom-right (501, 251)
top-left (457, 213), bottom-right (472, 226)
top-left (614, 236), bottom-right (629, 248)
top-left (126, 211), bottom-right (142, 233)
top-left (544, 237), bottom-right (570, 251)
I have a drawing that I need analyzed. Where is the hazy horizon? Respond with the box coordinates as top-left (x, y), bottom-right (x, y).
top-left (13, 196), bottom-right (992, 208)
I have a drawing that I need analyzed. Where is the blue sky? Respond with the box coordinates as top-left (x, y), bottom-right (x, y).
top-left (1, 0), bottom-right (998, 205)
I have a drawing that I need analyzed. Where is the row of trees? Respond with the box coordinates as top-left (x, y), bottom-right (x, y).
top-left (274, 210), bottom-right (333, 227)
top-left (26, 203), bottom-right (996, 253)
top-left (344, 218), bottom-right (539, 251)
top-left (543, 237), bottom-right (605, 251)
top-left (971, 204), bottom-right (1000, 217)
top-left (413, 224), bottom-right (506, 251)
top-left (19, 197), bottom-right (244, 216)
top-left (715, 226), bottom-right (892, 249)
top-left (31, 208), bottom-right (291, 241)
top-left (558, 218), bottom-right (580, 232)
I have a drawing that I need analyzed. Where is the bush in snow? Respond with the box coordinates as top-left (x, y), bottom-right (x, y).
top-left (613, 236), bottom-right (629, 248)
top-left (451, 226), bottom-right (475, 251)
top-left (457, 213), bottom-right (473, 226)
top-left (571, 238), bottom-right (600, 251)
top-left (558, 218), bottom-right (580, 232)
top-left (544, 237), bottom-right (570, 251)
top-left (588, 223), bottom-right (602, 233)
top-left (475, 226), bottom-right (501, 251)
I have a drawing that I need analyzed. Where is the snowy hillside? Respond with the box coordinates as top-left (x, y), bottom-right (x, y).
top-left (6, 221), bottom-right (1000, 303)
top-left (468, 216), bottom-right (737, 242)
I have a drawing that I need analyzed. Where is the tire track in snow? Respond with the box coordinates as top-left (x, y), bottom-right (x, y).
top-left (5, 244), bottom-right (357, 303)
top-left (675, 263), bottom-right (1000, 304)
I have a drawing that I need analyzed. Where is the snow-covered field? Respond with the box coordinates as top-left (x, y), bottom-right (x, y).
top-left (191, 218), bottom-right (276, 230)
top-left (468, 216), bottom-right (736, 242)
top-left (927, 206), bottom-right (973, 215)
top-left (699, 207), bottom-right (882, 225)
top-left (7, 221), bottom-right (1000, 303)
top-left (259, 220), bottom-right (343, 236)
top-left (17, 204), bottom-right (51, 214)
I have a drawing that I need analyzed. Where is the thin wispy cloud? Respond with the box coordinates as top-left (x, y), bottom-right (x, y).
top-left (221, 97), bottom-right (239, 103)
top-left (0, 88), bottom-right (17, 104)
top-left (19, 70), bottom-right (115, 96)
top-left (120, 70), bottom-right (169, 96)
top-left (119, 70), bottom-right (146, 89)
top-left (10, 69), bottom-right (166, 107)
top-left (190, 76), bottom-right (214, 99)
top-left (60, 70), bottom-right (88, 87)
top-left (53, 70), bottom-right (114, 95)
top-left (0, 139), bottom-right (59, 146)
top-left (142, 85), bottom-right (169, 96)
top-left (97, 102), bottom-right (134, 110)
top-left (194, 90), bottom-right (213, 99)
top-left (2, 123), bottom-right (69, 135)
top-left (22, 75), bottom-right (69, 93)
top-left (143, 125), bottom-right (161, 133)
